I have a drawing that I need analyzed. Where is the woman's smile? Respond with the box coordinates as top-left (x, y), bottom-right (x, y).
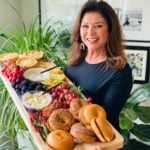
top-left (87, 37), bottom-right (98, 44)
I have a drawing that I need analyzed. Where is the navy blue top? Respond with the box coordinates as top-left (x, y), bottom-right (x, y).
top-left (65, 60), bottom-right (133, 131)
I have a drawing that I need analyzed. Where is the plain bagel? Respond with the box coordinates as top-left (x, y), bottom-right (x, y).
top-left (79, 104), bottom-right (106, 125)
top-left (91, 117), bottom-right (115, 142)
top-left (46, 130), bottom-right (74, 150)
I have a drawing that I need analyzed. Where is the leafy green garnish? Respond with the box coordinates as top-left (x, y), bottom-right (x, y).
top-left (69, 84), bottom-right (84, 98)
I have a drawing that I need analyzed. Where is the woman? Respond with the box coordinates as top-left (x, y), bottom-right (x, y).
top-left (66, 0), bottom-right (133, 132)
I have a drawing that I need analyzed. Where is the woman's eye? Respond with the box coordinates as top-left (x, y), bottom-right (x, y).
top-left (95, 25), bottom-right (102, 28)
top-left (82, 25), bottom-right (88, 28)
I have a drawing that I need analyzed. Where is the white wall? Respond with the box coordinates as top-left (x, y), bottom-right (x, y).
top-left (20, 0), bottom-right (39, 27)
top-left (0, 0), bottom-right (22, 30)
top-left (0, 0), bottom-right (39, 31)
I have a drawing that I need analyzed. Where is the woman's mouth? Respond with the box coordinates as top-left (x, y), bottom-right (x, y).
top-left (87, 38), bottom-right (98, 44)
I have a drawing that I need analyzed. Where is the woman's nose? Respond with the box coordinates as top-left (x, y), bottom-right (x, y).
top-left (88, 27), bottom-right (95, 35)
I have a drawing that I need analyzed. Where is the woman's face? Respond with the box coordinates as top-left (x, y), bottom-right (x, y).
top-left (80, 12), bottom-right (109, 51)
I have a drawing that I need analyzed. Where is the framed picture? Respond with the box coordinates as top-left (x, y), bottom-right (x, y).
top-left (125, 46), bottom-right (149, 83)
top-left (105, 0), bottom-right (150, 42)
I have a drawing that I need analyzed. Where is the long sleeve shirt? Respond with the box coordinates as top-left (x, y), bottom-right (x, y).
top-left (65, 60), bottom-right (133, 131)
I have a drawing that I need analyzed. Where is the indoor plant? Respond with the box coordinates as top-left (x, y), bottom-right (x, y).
top-left (120, 83), bottom-right (150, 150)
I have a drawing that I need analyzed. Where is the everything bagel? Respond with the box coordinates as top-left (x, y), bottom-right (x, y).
top-left (47, 109), bottom-right (75, 131)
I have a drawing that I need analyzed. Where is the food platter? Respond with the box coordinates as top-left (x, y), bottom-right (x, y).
top-left (0, 71), bottom-right (46, 150)
top-left (0, 51), bottom-right (124, 150)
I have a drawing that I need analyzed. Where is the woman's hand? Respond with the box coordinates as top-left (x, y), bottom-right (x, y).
top-left (73, 142), bottom-right (103, 150)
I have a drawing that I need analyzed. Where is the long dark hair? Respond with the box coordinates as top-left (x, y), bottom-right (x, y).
top-left (68, 0), bottom-right (127, 69)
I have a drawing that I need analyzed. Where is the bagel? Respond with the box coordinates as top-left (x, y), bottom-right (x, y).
top-left (46, 130), bottom-right (74, 150)
top-left (70, 122), bottom-right (97, 143)
top-left (69, 98), bottom-right (89, 119)
top-left (78, 105), bottom-right (88, 125)
top-left (45, 142), bottom-right (54, 150)
top-left (47, 109), bottom-right (75, 131)
top-left (91, 117), bottom-right (115, 142)
top-left (79, 104), bottom-right (106, 125)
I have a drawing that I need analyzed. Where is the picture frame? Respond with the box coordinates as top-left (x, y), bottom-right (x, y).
top-left (125, 46), bottom-right (149, 83)
top-left (105, 0), bottom-right (150, 42)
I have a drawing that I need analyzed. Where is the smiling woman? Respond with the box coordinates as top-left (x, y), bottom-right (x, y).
top-left (66, 0), bottom-right (133, 135)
